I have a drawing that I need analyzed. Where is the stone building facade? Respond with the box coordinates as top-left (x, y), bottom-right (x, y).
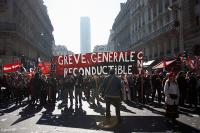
top-left (93, 45), bottom-right (108, 53)
top-left (0, 0), bottom-right (54, 64)
top-left (107, 30), bottom-right (115, 52)
top-left (111, 0), bottom-right (200, 60)
top-left (111, 2), bottom-right (132, 52)
top-left (53, 45), bottom-right (69, 56)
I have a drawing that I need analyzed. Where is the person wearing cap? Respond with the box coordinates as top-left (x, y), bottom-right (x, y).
top-left (164, 72), bottom-right (180, 123)
top-left (102, 69), bottom-right (122, 124)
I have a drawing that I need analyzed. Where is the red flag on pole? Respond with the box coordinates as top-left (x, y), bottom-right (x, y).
top-left (3, 61), bottom-right (22, 73)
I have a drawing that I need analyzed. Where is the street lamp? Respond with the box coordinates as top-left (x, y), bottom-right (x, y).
top-left (40, 32), bottom-right (44, 36)
top-left (168, 5), bottom-right (181, 11)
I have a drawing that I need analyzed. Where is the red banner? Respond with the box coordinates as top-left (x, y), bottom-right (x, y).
top-left (3, 61), bottom-right (22, 73)
top-left (52, 51), bottom-right (143, 77)
top-left (38, 61), bottom-right (51, 75)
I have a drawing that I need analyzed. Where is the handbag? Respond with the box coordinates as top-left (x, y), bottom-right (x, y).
top-left (167, 81), bottom-right (178, 100)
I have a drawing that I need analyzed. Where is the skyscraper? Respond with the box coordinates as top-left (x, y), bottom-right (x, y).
top-left (80, 17), bottom-right (91, 53)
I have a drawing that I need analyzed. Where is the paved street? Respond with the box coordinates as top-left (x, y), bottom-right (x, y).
top-left (0, 99), bottom-right (200, 133)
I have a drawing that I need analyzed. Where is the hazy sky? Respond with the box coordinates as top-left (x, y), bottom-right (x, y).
top-left (43, 0), bottom-right (127, 54)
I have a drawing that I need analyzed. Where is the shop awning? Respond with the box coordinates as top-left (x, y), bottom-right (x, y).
top-left (152, 60), bottom-right (176, 69)
top-left (143, 60), bottom-right (154, 67)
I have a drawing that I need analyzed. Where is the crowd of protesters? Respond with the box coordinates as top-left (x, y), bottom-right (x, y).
top-left (0, 71), bottom-right (57, 106)
top-left (1, 68), bottom-right (200, 123)
top-left (1, 69), bottom-right (200, 107)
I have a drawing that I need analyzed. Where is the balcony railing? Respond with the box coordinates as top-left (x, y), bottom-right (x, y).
top-left (131, 19), bottom-right (176, 49)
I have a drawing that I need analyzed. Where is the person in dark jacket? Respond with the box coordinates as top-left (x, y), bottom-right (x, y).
top-left (48, 76), bottom-right (57, 103)
top-left (102, 69), bottom-right (122, 123)
top-left (31, 73), bottom-right (43, 104)
top-left (74, 70), bottom-right (83, 107)
top-left (128, 74), bottom-right (136, 101)
top-left (176, 71), bottom-right (187, 106)
top-left (144, 74), bottom-right (151, 103)
top-left (63, 74), bottom-right (74, 108)
top-left (188, 72), bottom-right (197, 107)
top-left (151, 73), bottom-right (162, 104)
top-left (40, 75), bottom-right (48, 106)
top-left (135, 74), bottom-right (142, 103)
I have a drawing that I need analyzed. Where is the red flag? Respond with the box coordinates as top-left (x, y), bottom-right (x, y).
top-left (3, 61), bottom-right (22, 73)
top-left (38, 61), bottom-right (51, 74)
top-left (163, 58), bottom-right (167, 68)
top-left (187, 56), bottom-right (195, 69)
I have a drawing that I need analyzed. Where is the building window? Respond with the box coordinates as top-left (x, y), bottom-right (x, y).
top-left (159, 0), bottom-right (163, 13)
top-left (0, 0), bottom-right (7, 4)
top-left (165, 13), bottom-right (170, 23)
top-left (134, 23), bottom-right (136, 32)
top-left (136, 22), bottom-right (138, 31)
top-left (159, 43), bottom-right (164, 56)
top-left (149, 25), bottom-right (152, 33)
top-left (196, 0), bottom-right (199, 4)
top-left (172, 0), bottom-right (177, 4)
top-left (153, 6), bottom-right (157, 18)
top-left (167, 40), bottom-right (171, 54)
top-left (196, 16), bottom-right (200, 26)
top-left (153, 22), bottom-right (157, 31)
top-left (159, 17), bottom-right (163, 28)
top-left (149, 47), bottom-right (152, 59)
top-left (148, 8), bottom-right (151, 21)
top-left (143, 14), bottom-right (145, 25)
top-left (139, 16), bottom-right (141, 28)
top-left (140, 0), bottom-right (143, 6)
top-left (0, 0), bottom-right (7, 12)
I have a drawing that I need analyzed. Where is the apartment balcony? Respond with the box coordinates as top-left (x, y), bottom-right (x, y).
top-left (131, 19), bottom-right (176, 49)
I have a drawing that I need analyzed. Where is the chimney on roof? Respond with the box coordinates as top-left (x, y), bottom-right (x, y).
top-left (120, 3), bottom-right (125, 10)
